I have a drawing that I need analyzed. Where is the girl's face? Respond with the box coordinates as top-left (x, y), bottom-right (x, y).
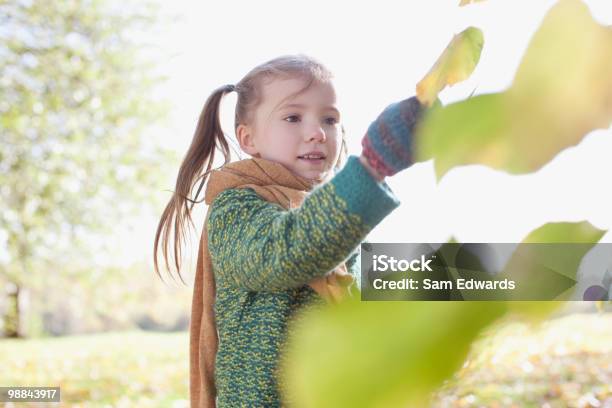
top-left (236, 77), bottom-right (342, 183)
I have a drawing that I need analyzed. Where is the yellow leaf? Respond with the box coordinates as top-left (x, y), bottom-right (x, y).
top-left (416, 27), bottom-right (484, 106)
top-left (459, 0), bottom-right (487, 7)
top-left (509, 0), bottom-right (612, 144)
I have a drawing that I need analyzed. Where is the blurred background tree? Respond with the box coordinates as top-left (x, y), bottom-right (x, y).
top-left (0, 0), bottom-right (177, 338)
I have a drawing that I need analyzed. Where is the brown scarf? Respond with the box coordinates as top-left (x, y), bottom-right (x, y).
top-left (189, 158), bottom-right (355, 408)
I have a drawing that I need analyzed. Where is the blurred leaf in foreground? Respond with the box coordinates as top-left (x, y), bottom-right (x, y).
top-left (416, 27), bottom-right (484, 107)
top-left (281, 299), bottom-right (506, 407)
top-left (281, 221), bottom-right (605, 407)
top-left (505, 221), bottom-right (606, 317)
top-left (416, 0), bottom-right (612, 179)
top-left (520, 220), bottom-right (606, 244)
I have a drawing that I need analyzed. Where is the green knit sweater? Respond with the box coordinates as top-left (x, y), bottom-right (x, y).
top-left (207, 156), bottom-right (400, 406)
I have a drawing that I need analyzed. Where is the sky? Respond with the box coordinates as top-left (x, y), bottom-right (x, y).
top-left (112, 0), bottom-right (612, 280)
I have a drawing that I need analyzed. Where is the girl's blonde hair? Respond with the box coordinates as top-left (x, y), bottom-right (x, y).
top-left (154, 54), bottom-right (348, 282)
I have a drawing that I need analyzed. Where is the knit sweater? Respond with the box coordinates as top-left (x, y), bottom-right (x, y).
top-left (207, 155), bottom-right (400, 406)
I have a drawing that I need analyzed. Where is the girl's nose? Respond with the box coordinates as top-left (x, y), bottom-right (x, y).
top-left (307, 126), bottom-right (326, 143)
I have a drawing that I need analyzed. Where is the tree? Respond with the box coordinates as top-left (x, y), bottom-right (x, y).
top-left (0, 0), bottom-right (173, 337)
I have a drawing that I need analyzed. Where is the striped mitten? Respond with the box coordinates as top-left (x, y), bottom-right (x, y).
top-left (361, 96), bottom-right (426, 177)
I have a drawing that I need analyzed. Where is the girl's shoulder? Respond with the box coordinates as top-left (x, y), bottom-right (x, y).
top-left (208, 187), bottom-right (285, 222)
top-left (212, 187), bottom-right (259, 203)
top-left (211, 187), bottom-right (284, 208)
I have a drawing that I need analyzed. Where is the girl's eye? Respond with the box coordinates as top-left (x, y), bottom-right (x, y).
top-left (284, 115), bottom-right (300, 123)
top-left (324, 117), bottom-right (339, 125)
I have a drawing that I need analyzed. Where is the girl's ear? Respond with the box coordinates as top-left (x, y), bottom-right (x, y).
top-left (236, 124), bottom-right (260, 156)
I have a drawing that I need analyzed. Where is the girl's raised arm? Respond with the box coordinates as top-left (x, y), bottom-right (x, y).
top-left (207, 155), bottom-right (400, 291)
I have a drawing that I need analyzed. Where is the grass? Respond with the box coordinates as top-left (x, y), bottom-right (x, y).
top-left (0, 331), bottom-right (189, 407)
top-left (432, 312), bottom-right (611, 407)
top-left (0, 313), bottom-right (610, 407)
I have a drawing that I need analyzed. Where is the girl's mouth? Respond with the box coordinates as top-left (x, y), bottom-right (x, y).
top-left (297, 153), bottom-right (326, 163)
top-left (298, 157), bottom-right (325, 163)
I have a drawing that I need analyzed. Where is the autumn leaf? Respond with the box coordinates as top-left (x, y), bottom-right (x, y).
top-left (416, 27), bottom-right (484, 106)
top-left (459, 0), bottom-right (487, 7)
top-left (416, 0), bottom-right (612, 179)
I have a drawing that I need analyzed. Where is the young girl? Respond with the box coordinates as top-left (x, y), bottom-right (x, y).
top-left (154, 54), bottom-right (426, 407)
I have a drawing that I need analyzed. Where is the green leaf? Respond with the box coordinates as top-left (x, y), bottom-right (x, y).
top-left (281, 299), bottom-right (506, 407)
top-left (416, 93), bottom-right (513, 174)
top-left (521, 221), bottom-right (606, 244)
top-left (416, 0), bottom-right (612, 179)
top-left (416, 27), bottom-right (484, 106)
top-left (504, 221), bottom-right (606, 317)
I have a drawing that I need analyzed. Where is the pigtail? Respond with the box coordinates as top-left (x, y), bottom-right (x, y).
top-left (153, 84), bottom-right (235, 283)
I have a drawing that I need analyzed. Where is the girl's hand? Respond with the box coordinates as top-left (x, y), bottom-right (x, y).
top-left (360, 96), bottom-right (426, 177)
